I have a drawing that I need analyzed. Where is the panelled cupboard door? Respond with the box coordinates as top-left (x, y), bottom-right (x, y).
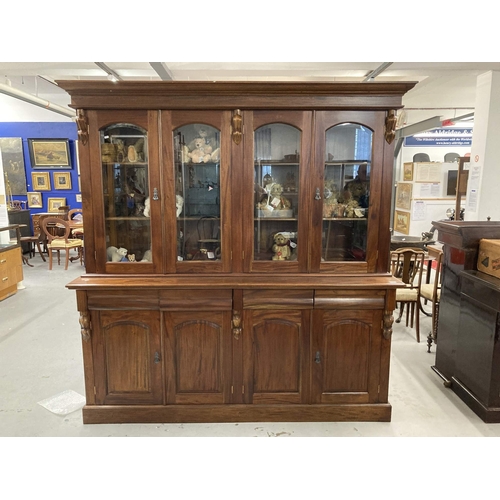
top-left (242, 309), bottom-right (311, 404)
top-left (243, 111), bottom-right (313, 273)
top-left (92, 310), bottom-right (163, 405)
top-left (163, 311), bottom-right (232, 404)
top-left (311, 309), bottom-right (383, 404)
top-left (89, 110), bottom-right (162, 274)
top-left (162, 110), bottom-right (232, 274)
top-left (311, 111), bottom-right (387, 273)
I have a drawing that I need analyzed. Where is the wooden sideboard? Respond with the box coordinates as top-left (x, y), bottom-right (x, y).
top-left (60, 80), bottom-right (415, 424)
top-left (0, 225), bottom-right (24, 302)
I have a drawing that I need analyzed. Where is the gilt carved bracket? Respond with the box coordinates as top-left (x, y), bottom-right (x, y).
top-left (384, 109), bottom-right (397, 145)
top-left (76, 109), bottom-right (89, 146)
top-left (383, 310), bottom-right (394, 339)
top-left (79, 312), bottom-right (91, 342)
top-left (232, 109), bottom-right (243, 145)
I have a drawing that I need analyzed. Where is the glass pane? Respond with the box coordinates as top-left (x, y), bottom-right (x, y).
top-left (174, 124), bottom-right (221, 261)
top-left (100, 123), bottom-right (151, 263)
top-left (254, 123), bottom-right (300, 261)
top-left (322, 123), bottom-right (372, 261)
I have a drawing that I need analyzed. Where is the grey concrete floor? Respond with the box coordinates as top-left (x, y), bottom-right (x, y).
top-left (1, 253), bottom-right (500, 439)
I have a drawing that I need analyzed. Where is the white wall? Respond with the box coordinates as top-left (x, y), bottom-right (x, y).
top-left (0, 94), bottom-right (73, 122)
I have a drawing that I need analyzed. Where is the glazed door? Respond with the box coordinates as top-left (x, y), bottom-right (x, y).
top-left (241, 290), bottom-right (313, 404)
top-left (92, 310), bottom-right (163, 405)
top-left (311, 111), bottom-right (387, 273)
top-left (162, 111), bottom-right (232, 273)
top-left (89, 110), bottom-right (161, 274)
top-left (243, 111), bottom-right (313, 273)
top-left (311, 306), bottom-right (383, 404)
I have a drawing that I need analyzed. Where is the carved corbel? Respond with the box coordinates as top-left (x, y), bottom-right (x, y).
top-left (232, 109), bottom-right (243, 145)
top-left (232, 310), bottom-right (242, 340)
top-left (383, 310), bottom-right (394, 339)
top-left (76, 109), bottom-right (89, 146)
top-left (384, 109), bottom-right (397, 144)
top-left (79, 312), bottom-right (92, 342)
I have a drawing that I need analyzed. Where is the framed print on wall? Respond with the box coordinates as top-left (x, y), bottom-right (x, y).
top-left (27, 192), bottom-right (43, 208)
top-left (54, 171), bottom-right (72, 190)
top-left (403, 162), bottom-right (414, 181)
top-left (28, 138), bottom-right (72, 169)
top-left (395, 182), bottom-right (412, 210)
top-left (48, 197), bottom-right (66, 212)
top-left (31, 172), bottom-right (51, 191)
top-left (394, 210), bottom-right (410, 235)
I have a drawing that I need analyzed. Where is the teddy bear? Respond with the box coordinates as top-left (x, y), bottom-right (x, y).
top-left (107, 246), bottom-right (128, 262)
top-left (143, 197), bottom-right (150, 217)
top-left (266, 183), bottom-right (292, 210)
top-left (272, 233), bottom-right (292, 261)
top-left (176, 194), bottom-right (184, 217)
top-left (188, 138), bottom-right (212, 163)
top-left (141, 249), bottom-right (152, 262)
top-left (187, 125), bottom-right (217, 151)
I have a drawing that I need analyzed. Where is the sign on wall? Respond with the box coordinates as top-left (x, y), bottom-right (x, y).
top-left (404, 128), bottom-right (473, 147)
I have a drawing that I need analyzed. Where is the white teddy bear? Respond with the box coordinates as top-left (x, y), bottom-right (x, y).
top-left (106, 246), bottom-right (128, 262)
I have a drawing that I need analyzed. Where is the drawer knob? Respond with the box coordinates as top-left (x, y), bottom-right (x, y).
top-left (2, 277), bottom-right (8, 282)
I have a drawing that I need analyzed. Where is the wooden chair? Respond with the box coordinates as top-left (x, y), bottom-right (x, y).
top-left (391, 248), bottom-right (426, 342)
top-left (420, 249), bottom-right (443, 353)
top-left (40, 216), bottom-right (83, 270)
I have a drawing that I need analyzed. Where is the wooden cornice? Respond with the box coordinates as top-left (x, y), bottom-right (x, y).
top-left (57, 80), bottom-right (417, 111)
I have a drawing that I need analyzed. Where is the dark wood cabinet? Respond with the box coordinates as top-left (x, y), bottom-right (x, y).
top-left (61, 81), bottom-right (414, 424)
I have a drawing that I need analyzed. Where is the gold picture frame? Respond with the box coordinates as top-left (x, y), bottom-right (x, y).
top-left (48, 197), bottom-right (66, 212)
top-left (27, 191), bottom-right (43, 208)
top-left (394, 210), bottom-right (410, 235)
top-left (31, 172), bottom-right (51, 191)
top-left (395, 182), bottom-right (413, 211)
top-left (28, 138), bottom-right (71, 169)
top-left (54, 171), bottom-right (72, 190)
top-left (403, 162), bottom-right (414, 181)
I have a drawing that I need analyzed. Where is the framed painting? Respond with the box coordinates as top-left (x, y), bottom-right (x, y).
top-left (403, 162), bottom-right (414, 181)
top-left (28, 139), bottom-right (71, 169)
top-left (31, 172), bottom-right (51, 191)
top-left (48, 197), bottom-right (66, 212)
top-left (27, 192), bottom-right (43, 208)
top-left (394, 210), bottom-right (410, 235)
top-left (54, 171), bottom-right (72, 190)
top-left (0, 137), bottom-right (27, 195)
top-left (395, 182), bottom-right (413, 210)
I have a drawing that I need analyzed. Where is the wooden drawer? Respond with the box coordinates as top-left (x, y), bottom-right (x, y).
top-left (0, 247), bottom-right (23, 294)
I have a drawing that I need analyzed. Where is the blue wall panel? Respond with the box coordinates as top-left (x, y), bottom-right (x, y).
top-left (0, 122), bottom-right (81, 214)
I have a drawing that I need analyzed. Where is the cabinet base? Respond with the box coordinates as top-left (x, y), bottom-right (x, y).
top-left (451, 377), bottom-right (500, 423)
top-left (82, 403), bottom-right (392, 424)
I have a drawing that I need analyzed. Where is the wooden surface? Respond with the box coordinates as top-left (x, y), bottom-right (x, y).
top-left (58, 80), bottom-right (414, 424)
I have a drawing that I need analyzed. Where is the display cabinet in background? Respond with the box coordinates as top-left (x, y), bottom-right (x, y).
top-left (61, 81), bottom-right (415, 424)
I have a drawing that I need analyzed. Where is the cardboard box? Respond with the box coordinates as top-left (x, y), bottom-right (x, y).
top-left (477, 239), bottom-right (500, 278)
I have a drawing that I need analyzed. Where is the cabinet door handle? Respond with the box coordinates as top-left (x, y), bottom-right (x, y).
top-left (315, 351), bottom-right (321, 364)
top-left (0, 259), bottom-right (6, 263)
top-left (154, 352), bottom-right (161, 364)
top-left (2, 277), bottom-right (8, 282)
top-left (315, 188), bottom-right (321, 200)
top-left (153, 188), bottom-right (159, 201)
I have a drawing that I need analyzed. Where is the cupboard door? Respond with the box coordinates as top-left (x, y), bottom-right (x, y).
top-left (90, 110), bottom-right (161, 274)
top-left (163, 310), bottom-right (232, 404)
top-left (93, 310), bottom-right (163, 405)
top-left (243, 111), bottom-right (312, 273)
top-left (162, 111), bottom-right (232, 273)
top-left (311, 111), bottom-right (386, 273)
top-left (242, 308), bottom-right (311, 404)
top-left (311, 309), bottom-right (383, 404)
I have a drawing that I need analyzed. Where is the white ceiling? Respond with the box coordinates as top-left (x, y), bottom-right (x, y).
top-left (1, 61), bottom-right (499, 127)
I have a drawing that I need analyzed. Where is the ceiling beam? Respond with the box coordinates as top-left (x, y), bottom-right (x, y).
top-left (362, 62), bottom-right (393, 82)
top-left (149, 62), bottom-right (174, 81)
top-left (94, 62), bottom-right (122, 82)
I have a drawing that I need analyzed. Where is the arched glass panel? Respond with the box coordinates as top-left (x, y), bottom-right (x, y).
top-left (322, 123), bottom-right (372, 261)
top-left (174, 123), bottom-right (221, 261)
top-left (100, 123), bottom-right (151, 263)
top-left (254, 123), bottom-right (300, 261)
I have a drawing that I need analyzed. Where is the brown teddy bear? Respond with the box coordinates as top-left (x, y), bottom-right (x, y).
top-left (188, 138), bottom-right (212, 163)
top-left (272, 233), bottom-right (292, 260)
top-left (268, 183), bottom-right (291, 210)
